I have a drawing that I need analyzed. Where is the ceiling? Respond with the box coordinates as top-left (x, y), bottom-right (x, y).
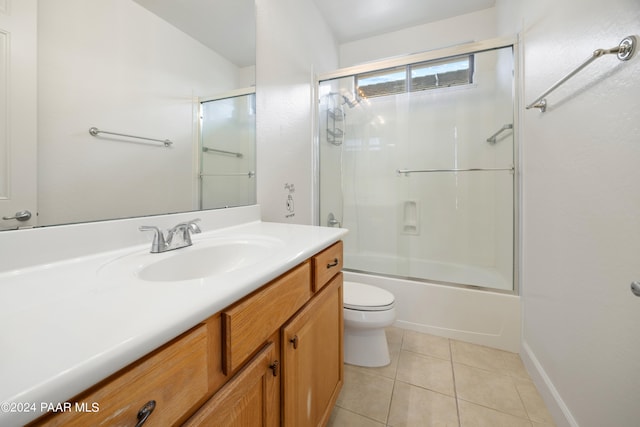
top-left (133, 0), bottom-right (496, 68)
top-left (133, 0), bottom-right (256, 68)
top-left (312, 0), bottom-right (496, 43)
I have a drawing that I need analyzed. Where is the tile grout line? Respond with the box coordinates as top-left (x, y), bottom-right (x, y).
top-left (449, 339), bottom-right (462, 427)
top-left (384, 328), bottom-right (407, 426)
top-left (512, 375), bottom-right (535, 424)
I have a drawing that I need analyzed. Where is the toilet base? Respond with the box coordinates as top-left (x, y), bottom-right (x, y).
top-left (344, 328), bottom-right (390, 367)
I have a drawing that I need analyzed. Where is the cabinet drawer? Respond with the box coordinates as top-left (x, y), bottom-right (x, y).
top-left (222, 262), bottom-right (312, 374)
top-left (32, 325), bottom-right (209, 427)
top-left (312, 241), bottom-right (343, 292)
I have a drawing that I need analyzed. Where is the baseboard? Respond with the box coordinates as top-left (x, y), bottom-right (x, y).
top-left (520, 341), bottom-right (579, 427)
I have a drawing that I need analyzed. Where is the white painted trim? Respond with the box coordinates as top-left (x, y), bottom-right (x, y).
top-left (521, 341), bottom-right (579, 427)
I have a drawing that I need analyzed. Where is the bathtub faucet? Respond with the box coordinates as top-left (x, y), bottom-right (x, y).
top-left (139, 219), bottom-right (201, 253)
top-left (327, 213), bottom-right (341, 227)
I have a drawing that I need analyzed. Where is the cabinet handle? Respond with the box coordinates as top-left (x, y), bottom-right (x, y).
top-left (269, 360), bottom-right (279, 377)
top-left (327, 258), bottom-right (339, 269)
top-left (135, 400), bottom-right (156, 427)
top-left (289, 335), bottom-right (299, 349)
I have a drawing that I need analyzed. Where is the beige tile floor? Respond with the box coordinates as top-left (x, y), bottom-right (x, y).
top-left (328, 328), bottom-right (556, 427)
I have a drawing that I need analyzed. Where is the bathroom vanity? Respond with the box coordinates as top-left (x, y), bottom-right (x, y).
top-left (0, 207), bottom-right (347, 426)
top-left (30, 241), bottom-right (344, 426)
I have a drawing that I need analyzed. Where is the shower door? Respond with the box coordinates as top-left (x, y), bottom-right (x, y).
top-left (200, 90), bottom-right (256, 209)
top-left (318, 42), bottom-right (516, 292)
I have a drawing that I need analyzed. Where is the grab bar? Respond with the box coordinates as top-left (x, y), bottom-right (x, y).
top-left (202, 146), bottom-right (243, 158)
top-left (486, 124), bottom-right (513, 143)
top-left (526, 35), bottom-right (637, 112)
top-left (89, 127), bottom-right (173, 147)
top-left (397, 166), bottom-right (514, 175)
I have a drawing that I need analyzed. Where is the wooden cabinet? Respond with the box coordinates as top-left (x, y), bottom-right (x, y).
top-left (222, 262), bottom-right (312, 374)
top-left (184, 340), bottom-right (280, 427)
top-left (30, 324), bottom-right (209, 427)
top-left (282, 273), bottom-right (344, 427)
top-left (30, 242), bottom-right (343, 427)
top-left (312, 241), bottom-right (343, 292)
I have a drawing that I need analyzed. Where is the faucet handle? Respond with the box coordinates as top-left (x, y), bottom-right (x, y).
top-left (165, 218), bottom-right (202, 248)
top-left (181, 218), bottom-right (202, 244)
top-left (139, 225), bottom-right (167, 253)
top-left (186, 218), bottom-right (202, 234)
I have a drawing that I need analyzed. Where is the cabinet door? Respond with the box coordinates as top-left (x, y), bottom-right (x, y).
top-left (282, 273), bottom-right (343, 427)
top-left (184, 341), bottom-right (279, 427)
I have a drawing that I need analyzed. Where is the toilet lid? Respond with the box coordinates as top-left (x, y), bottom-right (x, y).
top-left (343, 281), bottom-right (395, 311)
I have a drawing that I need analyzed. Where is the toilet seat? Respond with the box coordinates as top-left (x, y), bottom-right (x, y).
top-left (344, 281), bottom-right (395, 311)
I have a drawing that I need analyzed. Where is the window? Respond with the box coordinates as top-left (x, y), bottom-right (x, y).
top-left (356, 66), bottom-right (406, 98)
top-left (356, 55), bottom-right (474, 99)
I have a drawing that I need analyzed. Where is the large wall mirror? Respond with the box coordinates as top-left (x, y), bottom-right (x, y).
top-left (0, 0), bottom-right (255, 231)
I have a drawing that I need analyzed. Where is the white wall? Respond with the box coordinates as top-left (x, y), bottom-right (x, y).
top-left (37, 0), bottom-right (241, 226)
top-left (496, 1), bottom-right (640, 426)
top-left (255, 0), bottom-right (338, 224)
top-left (339, 8), bottom-right (497, 67)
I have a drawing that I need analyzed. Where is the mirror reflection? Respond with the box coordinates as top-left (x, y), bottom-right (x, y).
top-left (200, 90), bottom-right (256, 210)
top-left (0, 0), bottom-right (255, 231)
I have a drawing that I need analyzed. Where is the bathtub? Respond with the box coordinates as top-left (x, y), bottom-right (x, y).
top-left (343, 256), bottom-right (520, 352)
top-left (345, 253), bottom-right (512, 291)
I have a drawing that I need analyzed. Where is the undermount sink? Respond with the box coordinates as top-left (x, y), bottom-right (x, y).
top-left (99, 235), bottom-right (285, 283)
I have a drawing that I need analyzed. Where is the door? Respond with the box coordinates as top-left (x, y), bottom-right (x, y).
top-left (0, 0), bottom-right (37, 230)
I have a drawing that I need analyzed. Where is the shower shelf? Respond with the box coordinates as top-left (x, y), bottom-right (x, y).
top-left (327, 108), bottom-right (344, 121)
top-left (327, 128), bottom-right (344, 138)
top-left (326, 107), bottom-right (344, 144)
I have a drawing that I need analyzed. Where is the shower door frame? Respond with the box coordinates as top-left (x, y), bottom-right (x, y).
top-left (313, 35), bottom-right (521, 295)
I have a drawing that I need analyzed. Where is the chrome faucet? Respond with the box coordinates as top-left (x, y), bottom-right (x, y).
top-left (139, 219), bottom-right (202, 253)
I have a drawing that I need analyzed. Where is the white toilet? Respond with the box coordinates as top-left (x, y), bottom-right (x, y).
top-left (343, 281), bottom-right (396, 367)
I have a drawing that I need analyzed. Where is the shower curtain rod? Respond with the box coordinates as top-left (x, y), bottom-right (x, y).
top-left (397, 166), bottom-right (514, 175)
top-left (526, 35), bottom-right (637, 112)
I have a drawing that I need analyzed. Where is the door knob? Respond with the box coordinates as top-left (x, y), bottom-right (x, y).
top-left (631, 281), bottom-right (640, 297)
top-left (2, 210), bottom-right (32, 221)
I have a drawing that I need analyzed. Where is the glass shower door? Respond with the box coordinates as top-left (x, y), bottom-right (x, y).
top-left (318, 44), bottom-right (515, 292)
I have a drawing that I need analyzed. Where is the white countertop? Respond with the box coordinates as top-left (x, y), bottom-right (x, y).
top-left (0, 219), bottom-right (346, 426)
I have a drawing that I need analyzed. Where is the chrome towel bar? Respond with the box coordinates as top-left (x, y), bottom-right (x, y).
top-left (397, 166), bottom-right (514, 175)
top-left (202, 146), bottom-right (243, 158)
top-left (526, 35), bottom-right (637, 112)
top-left (89, 127), bottom-right (173, 147)
top-left (486, 124), bottom-right (513, 143)
top-left (200, 171), bottom-right (255, 178)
